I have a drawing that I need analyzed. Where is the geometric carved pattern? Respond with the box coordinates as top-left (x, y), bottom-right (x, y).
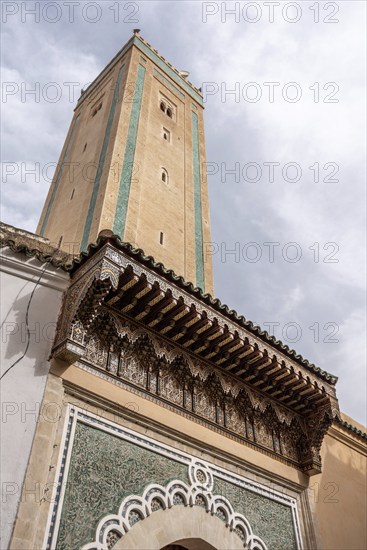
top-left (52, 241), bottom-right (337, 475)
top-left (75, 312), bottom-right (332, 472)
top-left (54, 421), bottom-right (190, 550)
top-left (65, 308), bottom-right (334, 474)
top-left (81, 460), bottom-right (268, 550)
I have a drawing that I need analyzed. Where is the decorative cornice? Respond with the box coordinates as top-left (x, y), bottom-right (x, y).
top-left (69, 358), bottom-right (301, 471)
top-left (61, 378), bottom-right (308, 491)
top-left (334, 416), bottom-right (367, 441)
top-left (0, 222), bottom-right (73, 271)
top-left (76, 33), bottom-right (203, 111)
top-left (70, 232), bottom-right (338, 386)
top-left (52, 248), bottom-right (337, 475)
top-left (1, 223), bottom-right (338, 389)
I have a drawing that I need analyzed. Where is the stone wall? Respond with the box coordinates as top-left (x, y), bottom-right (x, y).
top-left (0, 246), bottom-right (69, 549)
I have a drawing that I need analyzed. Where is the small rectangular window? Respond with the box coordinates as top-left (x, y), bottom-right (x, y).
top-left (160, 232), bottom-right (164, 245)
top-left (90, 99), bottom-right (103, 118)
top-left (163, 127), bottom-right (170, 142)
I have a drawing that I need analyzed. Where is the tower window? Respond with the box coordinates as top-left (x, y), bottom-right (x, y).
top-left (70, 188), bottom-right (75, 200)
top-left (161, 168), bottom-right (168, 183)
top-left (83, 143), bottom-right (87, 152)
top-left (91, 102), bottom-right (103, 117)
top-left (160, 232), bottom-right (164, 245)
top-left (58, 236), bottom-right (63, 248)
top-left (162, 128), bottom-right (170, 142)
top-left (159, 97), bottom-right (175, 120)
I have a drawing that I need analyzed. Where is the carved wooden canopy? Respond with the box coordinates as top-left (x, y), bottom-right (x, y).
top-left (53, 232), bottom-right (340, 475)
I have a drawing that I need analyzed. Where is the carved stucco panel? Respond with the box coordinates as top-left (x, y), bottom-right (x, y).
top-left (49, 413), bottom-right (300, 550)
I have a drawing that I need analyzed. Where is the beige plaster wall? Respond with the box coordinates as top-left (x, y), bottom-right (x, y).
top-left (310, 417), bottom-right (367, 550)
top-left (36, 51), bottom-right (131, 254)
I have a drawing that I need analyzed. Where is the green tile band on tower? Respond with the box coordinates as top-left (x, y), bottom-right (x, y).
top-left (192, 110), bottom-right (205, 291)
top-left (81, 63), bottom-right (125, 252)
top-left (113, 64), bottom-right (146, 237)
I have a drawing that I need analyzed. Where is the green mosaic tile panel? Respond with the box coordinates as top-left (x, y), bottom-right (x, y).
top-left (56, 422), bottom-right (188, 550)
top-left (213, 477), bottom-right (297, 550)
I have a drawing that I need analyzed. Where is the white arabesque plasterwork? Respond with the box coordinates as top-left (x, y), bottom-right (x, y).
top-left (82, 460), bottom-right (268, 550)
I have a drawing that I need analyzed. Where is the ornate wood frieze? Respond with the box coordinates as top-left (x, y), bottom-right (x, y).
top-left (53, 241), bottom-right (339, 475)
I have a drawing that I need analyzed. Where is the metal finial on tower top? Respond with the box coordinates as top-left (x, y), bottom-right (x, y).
top-left (133, 28), bottom-right (141, 34)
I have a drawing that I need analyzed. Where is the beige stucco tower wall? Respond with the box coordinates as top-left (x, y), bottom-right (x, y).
top-left (312, 414), bottom-right (367, 550)
top-left (37, 32), bottom-right (213, 295)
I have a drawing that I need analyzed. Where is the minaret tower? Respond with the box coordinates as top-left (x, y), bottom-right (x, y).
top-left (37, 31), bottom-right (214, 295)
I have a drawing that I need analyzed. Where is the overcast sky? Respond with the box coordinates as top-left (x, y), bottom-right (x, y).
top-left (1, 1), bottom-right (366, 425)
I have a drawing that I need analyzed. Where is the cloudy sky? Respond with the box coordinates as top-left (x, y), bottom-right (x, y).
top-left (1, 1), bottom-right (366, 425)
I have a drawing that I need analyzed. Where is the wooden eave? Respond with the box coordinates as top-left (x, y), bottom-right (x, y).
top-left (67, 239), bottom-right (338, 419)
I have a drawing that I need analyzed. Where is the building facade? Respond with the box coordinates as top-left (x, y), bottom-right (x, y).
top-left (1, 32), bottom-right (366, 550)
